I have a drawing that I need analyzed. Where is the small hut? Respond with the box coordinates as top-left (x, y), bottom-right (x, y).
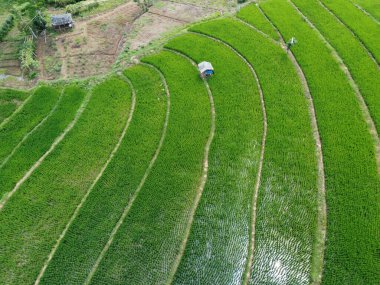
top-left (198, 61), bottom-right (214, 78)
top-left (51, 13), bottom-right (74, 30)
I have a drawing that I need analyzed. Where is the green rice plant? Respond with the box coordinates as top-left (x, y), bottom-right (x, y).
top-left (0, 88), bottom-right (29, 124)
top-left (0, 103), bottom-right (15, 123)
top-left (39, 65), bottom-right (167, 284)
top-left (0, 76), bottom-right (132, 285)
top-left (165, 32), bottom-right (263, 284)
top-left (260, 1), bottom-right (380, 283)
top-left (0, 86), bottom-right (60, 163)
top-left (0, 85), bottom-right (85, 202)
top-left (352, 0), bottom-right (380, 21)
top-left (320, 0), bottom-right (380, 64)
top-left (190, 18), bottom-right (319, 284)
top-left (282, 0), bottom-right (380, 134)
top-left (0, 14), bottom-right (14, 41)
top-left (89, 51), bottom-right (211, 284)
top-left (237, 3), bottom-right (279, 40)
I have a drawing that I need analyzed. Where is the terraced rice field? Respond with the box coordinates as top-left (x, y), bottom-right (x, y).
top-left (0, 88), bottom-right (29, 124)
top-left (0, 1), bottom-right (378, 284)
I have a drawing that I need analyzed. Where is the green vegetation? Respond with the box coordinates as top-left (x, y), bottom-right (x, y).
top-left (90, 51), bottom-right (211, 284)
top-left (352, 0), bottom-right (380, 21)
top-left (191, 17), bottom-right (319, 284)
top-left (0, 14), bottom-right (14, 41)
top-left (237, 4), bottom-right (279, 40)
top-left (0, 85), bottom-right (85, 202)
top-left (47, 0), bottom-right (85, 6)
top-left (0, 76), bottom-right (132, 285)
top-left (320, 0), bottom-right (380, 64)
top-left (260, 0), bottom-right (380, 283)
top-left (39, 65), bottom-right (167, 284)
top-left (0, 86), bottom-right (60, 163)
top-left (19, 36), bottom-right (39, 76)
top-left (66, 1), bottom-right (99, 15)
top-left (0, 88), bottom-right (29, 123)
top-left (0, 1), bottom-right (378, 283)
top-left (166, 32), bottom-right (263, 284)
top-left (289, 0), bottom-right (380, 133)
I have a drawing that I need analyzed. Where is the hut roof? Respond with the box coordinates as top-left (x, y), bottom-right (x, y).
top-left (51, 13), bottom-right (73, 26)
top-left (198, 61), bottom-right (214, 74)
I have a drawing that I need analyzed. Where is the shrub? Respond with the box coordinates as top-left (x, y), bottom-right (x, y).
top-left (65, 1), bottom-right (99, 15)
top-left (0, 14), bottom-right (15, 42)
top-left (19, 37), bottom-right (39, 73)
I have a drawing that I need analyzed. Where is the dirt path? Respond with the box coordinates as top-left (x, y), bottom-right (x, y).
top-left (289, 0), bottom-right (380, 174)
top-left (0, 89), bottom-right (63, 169)
top-left (83, 65), bottom-right (171, 285)
top-left (0, 89), bottom-right (91, 211)
top-left (163, 49), bottom-right (216, 285)
top-left (36, 37), bottom-right (46, 79)
top-left (317, 0), bottom-right (379, 68)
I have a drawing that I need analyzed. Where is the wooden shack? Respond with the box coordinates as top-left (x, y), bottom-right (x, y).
top-left (51, 13), bottom-right (74, 30)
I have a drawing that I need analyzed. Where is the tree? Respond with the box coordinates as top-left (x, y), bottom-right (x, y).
top-left (133, 0), bottom-right (153, 12)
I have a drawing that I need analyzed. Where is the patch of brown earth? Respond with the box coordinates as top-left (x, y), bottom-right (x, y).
top-left (37, 1), bottom-right (142, 80)
top-left (127, 1), bottom-right (214, 51)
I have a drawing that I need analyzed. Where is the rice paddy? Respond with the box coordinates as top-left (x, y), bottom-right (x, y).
top-left (0, 1), bottom-right (378, 284)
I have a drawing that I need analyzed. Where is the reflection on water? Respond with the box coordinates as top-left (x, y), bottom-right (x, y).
top-left (249, 163), bottom-right (317, 285)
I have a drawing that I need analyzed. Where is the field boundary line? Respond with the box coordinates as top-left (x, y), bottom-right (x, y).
top-left (350, 2), bottom-right (380, 25)
top-left (186, 31), bottom-right (268, 285)
top-left (317, 0), bottom-right (379, 68)
top-left (0, 88), bottom-right (64, 170)
top-left (257, 3), bottom-right (328, 283)
top-left (0, 89), bottom-right (91, 211)
top-left (289, 0), bottom-right (380, 173)
top-left (33, 79), bottom-right (136, 285)
top-left (83, 64), bottom-right (171, 285)
top-left (162, 48), bottom-right (216, 285)
top-left (234, 16), bottom-right (281, 46)
top-left (0, 89), bottom-right (35, 129)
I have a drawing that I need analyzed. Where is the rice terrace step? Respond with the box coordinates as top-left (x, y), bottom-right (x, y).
top-left (0, 0), bottom-right (378, 284)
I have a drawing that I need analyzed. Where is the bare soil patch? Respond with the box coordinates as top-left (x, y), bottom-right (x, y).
top-left (127, 1), bottom-right (214, 51)
top-left (4, 0), bottom-right (231, 84)
top-left (37, 1), bottom-right (142, 80)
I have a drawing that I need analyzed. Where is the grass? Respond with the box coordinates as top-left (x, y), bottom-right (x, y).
top-left (0, 88), bottom-right (29, 124)
top-left (0, 85), bottom-right (85, 202)
top-left (0, 86), bottom-right (60, 163)
top-left (289, 0), bottom-right (380, 134)
top-left (237, 3), bottom-right (279, 40)
top-left (39, 65), bottom-right (167, 284)
top-left (165, 32), bottom-right (263, 284)
top-left (0, 76), bottom-right (132, 285)
top-left (89, 50), bottom-right (211, 284)
top-left (352, 0), bottom-right (380, 21)
top-left (320, 0), bottom-right (380, 64)
top-left (78, 0), bottom-right (130, 17)
top-left (190, 17), bottom-right (319, 284)
top-left (260, 0), bottom-right (380, 283)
